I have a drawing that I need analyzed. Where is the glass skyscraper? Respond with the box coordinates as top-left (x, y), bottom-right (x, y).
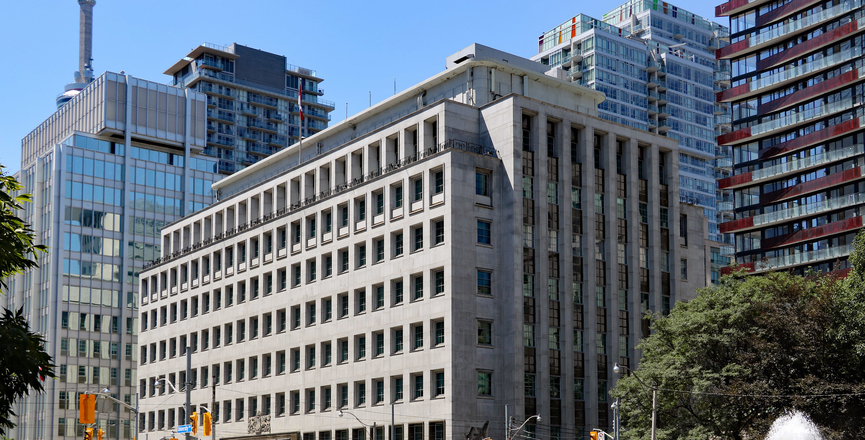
top-left (6, 72), bottom-right (221, 440)
top-left (532, 0), bottom-right (733, 250)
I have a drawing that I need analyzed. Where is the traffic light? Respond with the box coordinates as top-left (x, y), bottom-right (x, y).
top-left (190, 412), bottom-right (198, 435)
top-left (98, 429), bottom-right (104, 440)
top-left (203, 412), bottom-right (212, 436)
top-left (589, 431), bottom-right (599, 440)
top-left (84, 428), bottom-right (94, 440)
top-left (79, 394), bottom-right (96, 424)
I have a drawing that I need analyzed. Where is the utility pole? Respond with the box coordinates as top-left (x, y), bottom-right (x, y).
top-left (211, 374), bottom-right (217, 440)
top-left (505, 405), bottom-right (509, 440)
top-left (185, 346), bottom-right (191, 440)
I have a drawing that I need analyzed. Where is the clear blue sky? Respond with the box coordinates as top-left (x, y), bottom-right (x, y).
top-left (0, 0), bottom-right (722, 174)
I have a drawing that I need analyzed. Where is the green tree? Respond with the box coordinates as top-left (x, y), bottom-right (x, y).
top-left (612, 262), bottom-right (865, 440)
top-left (0, 167), bottom-right (53, 436)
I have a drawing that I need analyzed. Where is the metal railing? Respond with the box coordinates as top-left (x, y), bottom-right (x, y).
top-left (753, 192), bottom-right (865, 227)
top-left (750, 97), bottom-right (856, 137)
top-left (751, 143), bottom-right (865, 182)
top-left (749, 46), bottom-right (862, 92)
top-left (755, 243), bottom-right (854, 272)
top-left (752, 4), bottom-right (863, 47)
top-left (142, 139), bottom-right (498, 270)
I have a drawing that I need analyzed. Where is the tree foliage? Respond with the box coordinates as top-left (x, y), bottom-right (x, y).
top-left (0, 167), bottom-right (53, 436)
top-left (612, 248), bottom-right (865, 440)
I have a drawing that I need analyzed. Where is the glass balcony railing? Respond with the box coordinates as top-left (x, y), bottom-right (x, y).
top-left (752, 2), bottom-right (863, 47)
top-left (750, 97), bottom-right (855, 137)
top-left (757, 243), bottom-right (854, 271)
top-left (753, 192), bottom-right (865, 227)
top-left (749, 46), bottom-right (862, 93)
top-left (751, 143), bottom-right (865, 182)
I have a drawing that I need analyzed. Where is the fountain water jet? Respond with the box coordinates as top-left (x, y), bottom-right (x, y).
top-left (764, 411), bottom-right (822, 440)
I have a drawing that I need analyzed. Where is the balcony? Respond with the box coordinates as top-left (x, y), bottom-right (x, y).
top-left (720, 0), bottom-right (863, 60)
top-left (760, 18), bottom-right (864, 70)
top-left (248, 94), bottom-right (279, 108)
top-left (719, 97), bottom-right (857, 146)
top-left (754, 243), bottom-right (854, 273)
top-left (763, 216), bottom-right (863, 249)
top-left (206, 134), bottom-right (234, 148)
top-left (248, 118), bottom-right (279, 133)
top-left (718, 46), bottom-right (862, 103)
top-left (760, 166), bottom-right (865, 204)
top-left (720, 192), bottom-right (865, 233)
top-left (199, 83), bottom-right (234, 99)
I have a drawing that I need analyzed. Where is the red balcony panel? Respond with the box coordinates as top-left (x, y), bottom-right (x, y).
top-left (718, 171), bottom-right (754, 189)
top-left (762, 216), bottom-right (863, 249)
top-left (756, 0), bottom-right (821, 26)
top-left (721, 262), bottom-right (756, 275)
top-left (720, 216), bottom-right (755, 234)
top-left (758, 69), bottom-right (860, 114)
top-left (759, 21), bottom-right (858, 70)
top-left (716, 0), bottom-right (750, 16)
top-left (717, 39), bottom-right (750, 59)
top-left (717, 83), bottom-right (750, 103)
top-left (760, 167), bottom-right (862, 204)
top-left (718, 127), bottom-right (752, 146)
top-left (759, 117), bottom-right (862, 159)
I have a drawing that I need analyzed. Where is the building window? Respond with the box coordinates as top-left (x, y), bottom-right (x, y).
top-left (477, 220), bottom-right (491, 245)
top-left (375, 239), bottom-right (385, 263)
top-left (434, 372), bottom-right (445, 397)
top-left (681, 259), bottom-right (688, 280)
top-left (394, 232), bottom-right (404, 257)
top-left (412, 324), bottom-right (423, 350)
top-left (393, 377), bottom-right (404, 401)
top-left (434, 271), bottom-right (445, 295)
top-left (477, 371), bottom-right (492, 396)
top-left (393, 280), bottom-right (404, 305)
top-left (394, 185), bottom-right (403, 208)
top-left (434, 220), bottom-right (445, 245)
top-left (413, 374), bottom-right (424, 399)
top-left (393, 328), bottom-right (404, 353)
top-left (413, 275), bottom-right (423, 300)
top-left (475, 171), bottom-right (490, 196)
top-left (434, 320), bottom-right (445, 346)
top-left (477, 321), bottom-right (492, 345)
top-left (413, 226), bottom-right (423, 251)
top-left (477, 270), bottom-right (491, 295)
top-left (433, 170), bottom-right (444, 194)
top-left (413, 178), bottom-right (423, 202)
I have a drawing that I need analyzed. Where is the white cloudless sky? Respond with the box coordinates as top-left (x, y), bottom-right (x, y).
top-left (0, 0), bottom-right (723, 174)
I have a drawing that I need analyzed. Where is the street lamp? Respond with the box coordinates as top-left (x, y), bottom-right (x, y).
top-left (507, 414), bottom-right (541, 440)
top-left (613, 363), bottom-right (657, 440)
top-left (86, 388), bottom-right (138, 440)
top-left (338, 410), bottom-right (377, 440)
top-left (154, 376), bottom-right (192, 440)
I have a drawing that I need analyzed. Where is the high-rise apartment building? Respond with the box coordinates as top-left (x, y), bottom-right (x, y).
top-left (6, 72), bottom-right (221, 440)
top-left (716, 0), bottom-right (865, 274)
top-left (166, 43), bottom-right (336, 175)
top-left (137, 44), bottom-right (708, 440)
top-left (531, 1), bottom-right (733, 257)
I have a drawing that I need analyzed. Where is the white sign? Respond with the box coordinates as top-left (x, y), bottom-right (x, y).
top-left (177, 425), bottom-right (192, 434)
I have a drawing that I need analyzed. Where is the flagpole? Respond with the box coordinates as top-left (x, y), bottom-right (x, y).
top-left (298, 79), bottom-right (303, 167)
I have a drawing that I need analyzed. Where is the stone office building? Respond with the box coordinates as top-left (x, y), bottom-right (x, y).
top-left (137, 44), bottom-right (706, 440)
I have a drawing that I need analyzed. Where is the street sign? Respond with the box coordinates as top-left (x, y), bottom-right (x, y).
top-left (177, 425), bottom-right (192, 434)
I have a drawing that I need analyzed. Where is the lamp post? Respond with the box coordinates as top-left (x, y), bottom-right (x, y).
top-left (154, 373), bottom-right (192, 440)
top-left (613, 363), bottom-right (656, 440)
top-left (507, 414), bottom-right (541, 440)
top-left (86, 388), bottom-right (139, 440)
top-left (338, 410), bottom-right (376, 440)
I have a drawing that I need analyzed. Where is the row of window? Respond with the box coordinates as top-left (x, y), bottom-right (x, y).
top-left (142, 319), bottom-right (446, 383)
top-left (59, 339), bottom-right (135, 361)
top-left (55, 365), bottom-right (135, 388)
top-left (142, 265), bottom-right (456, 335)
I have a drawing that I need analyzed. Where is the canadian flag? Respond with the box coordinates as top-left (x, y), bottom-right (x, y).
top-left (298, 79), bottom-right (304, 122)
